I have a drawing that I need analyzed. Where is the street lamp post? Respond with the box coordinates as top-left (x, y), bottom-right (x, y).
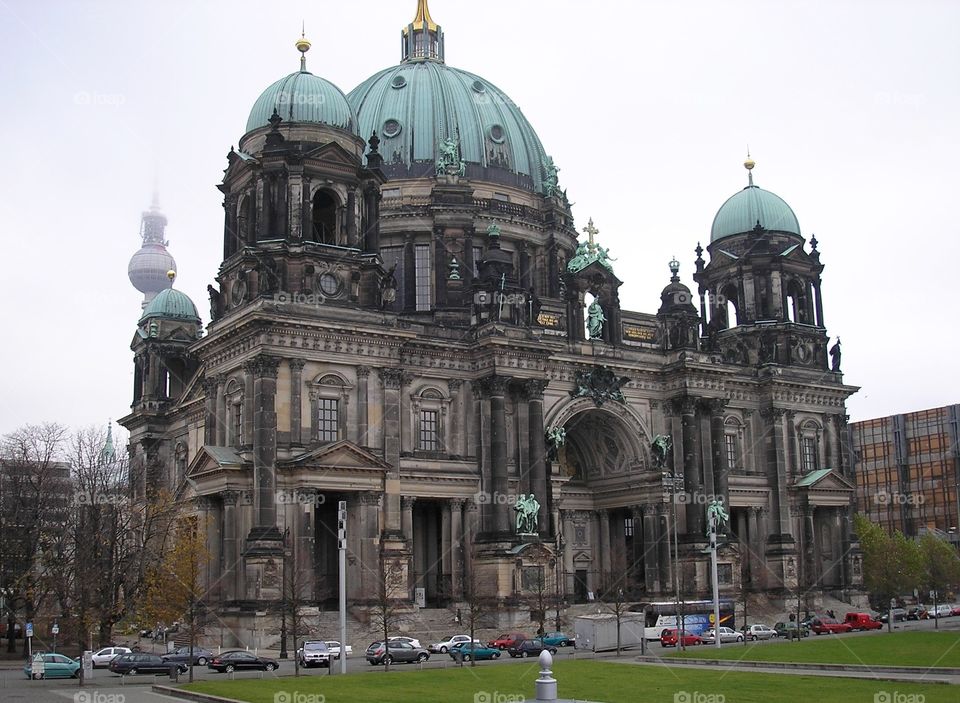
top-left (662, 469), bottom-right (685, 651)
top-left (279, 527), bottom-right (289, 659)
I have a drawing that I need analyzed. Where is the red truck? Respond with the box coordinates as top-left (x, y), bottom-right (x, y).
top-left (843, 612), bottom-right (883, 631)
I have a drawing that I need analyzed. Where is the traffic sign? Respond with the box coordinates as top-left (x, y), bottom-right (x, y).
top-left (31, 654), bottom-right (43, 678)
top-left (51, 624), bottom-right (59, 635)
top-left (25, 622), bottom-right (33, 638)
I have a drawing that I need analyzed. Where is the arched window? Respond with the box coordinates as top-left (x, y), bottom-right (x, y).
top-left (237, 194), bottom-right (255, 247)
top-left (225, 378), bottom-right (244, 447)
top-left (412, 387), bottom-right (448, 454)
top-left (723, 416), bottom-right (746, 471)
top-left (720, 284), bottom-right (740, 328)
top-left (785, 279), bottom-right (806, 323)
top-left (312, 190), bottom-right (338, 245)
top-left (310, 373), bottom-right (351, 444)
top-left (174, 442), bottom-right (188, 487)
top-left (797, 419), bottom-right (822, 474)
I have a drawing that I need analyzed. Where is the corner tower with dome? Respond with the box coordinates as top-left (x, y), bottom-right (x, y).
top-left (120, 2), bottom-right (864, 645)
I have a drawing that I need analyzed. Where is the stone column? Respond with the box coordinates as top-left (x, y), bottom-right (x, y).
top-left (215, 375), bottom-right (227, 445)
top-left (401, 496), bottom-right (416, 543)
top-left (379, 368), bottom-right (404, 536)
top-left (450, 498), bottom-right (464, 599)
top-left (674, 395), bottom-right (703, 536)
top-left (597, 509), bottom-right (611, 586)
top-left (357, 366), bottom-right (370, 447)
top-left (486, 375), bottom-right (512, 535)
top-left (203, 378), bottom-right (218, 444)
top-left (441, 502), bottom-right (452, 598)
top-left (525, 379), bottom-right (550, 535)
top-left (222, 490), bottom-right (239, 600)
top-left (743, 410), bottom-right (756, 473)
top-left (657, 504), bottom-right (672, 591)
top-left (707, 398), bottom-right (730, 501)
top-left (447, 380), bottom-right (463, 457)
top-left (641, 504), bottom-right (660, 592)
top-left (762, 407), bottom-right (791, 538)
top-left (247, 355), bottom-right (281, 534)
top-left (786, 410), bottom-right (799, 473)
top-left (243, 367), bottom-right (254, 448)
top-left (289, 359), bottom-right (305, 446)
top-left (560, 509), bottom-right (575, 595)
top-left (359, 492), bottom-right (382, 600)
top-left (464, 500), bottom-right (478, 588)
top-left (748, 507), bottom-right (763, 588)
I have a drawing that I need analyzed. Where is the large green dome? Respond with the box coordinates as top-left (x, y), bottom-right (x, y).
top-left (711, 184), bottom-right (801, 242)
top-left (139, 288), bottom-right (200, 325)
top-left (246, 69), bottom-right (359, 136)
top-left (347, 61), bottom-right (550, 192)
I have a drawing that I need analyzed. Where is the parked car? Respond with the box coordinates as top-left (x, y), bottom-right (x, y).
top-left (366, 640), bottom-right (430, 665)
top-left (23, 653), bottom-right (80, 679)
top-left (702, 627), bottom-right (744, 644)
top-left (931, 604), bottom-right (954, 618)
top-left (324, 640), bottom-right (352, 659)
top-left (91, 646), bottom-right (132, 668)
top-left (109, 652), bottom-right (187, 676)
top-left (207, 651), bottom-right (279, 673)
top-left (488, 632), bottom-right (529, 650)
top-left (878, 608), bottom-right (907, 623)
top-left (449, 642), bottom-right (501, 661)
top-left (773, 622), bottom-right (809, 639)
top-left (389, 636), bottom-right (422, 649)
top-left (507, 638), bottom-right (558, 658)
top-left (162, 646), bottom-right (215, 666)
top-left (429, 634), bottom-right (479, 653)
top-left (297, 640), bottom-right (331, 668)
top-left (810, 617), bottom-right (852, 635)
top-left (950, 605), bottom-right (960, 617)
top-left (541, 632), bottom-right (573, 647)
top-left (660, 628), bottom-right (703, 648)
top-left (843, 613), bottom-right (883, 631)
top-left (907, 606), bottom-right (929, 620)
top-left (744, 624), bottom-right (777, 641)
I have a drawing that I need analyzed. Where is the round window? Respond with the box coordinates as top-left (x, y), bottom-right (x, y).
top-left (391, 75), bottom-right (407, 89)
top-left (383, 119), bottom-right (402, 138)
top-left (318, 273), bottom-right (340, 296)
top-left (489, 124), bottom-right (505, 144)
top-left (471, 80), bottom-right (485, 93)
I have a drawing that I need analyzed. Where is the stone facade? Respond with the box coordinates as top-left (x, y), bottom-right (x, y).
top-left (119, 6), bottom-right (864, 641)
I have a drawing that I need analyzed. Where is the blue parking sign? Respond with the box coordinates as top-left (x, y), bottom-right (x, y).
top-left (25, 622), bottom-right (33, 638)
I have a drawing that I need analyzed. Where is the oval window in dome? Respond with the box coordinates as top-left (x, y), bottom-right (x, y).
top-left (383, 119), bottom-right (402, 138)
top-left (471, 80), bottom-right (486, 93)
top-left (391, 75), bottom-right (407, 89)
top-left (489, 124), bottom-right (505, 144)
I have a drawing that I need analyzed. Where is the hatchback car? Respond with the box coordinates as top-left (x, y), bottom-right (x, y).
top-left (366, 640), bottom-right (430, 665)
top-left (702, 627), bottom-right (744, 644)
top-left (745, 624), bottom-right (777, 641)
top-left (932, 604), bottom-right (954, 618)
top-left (507, 638), bottom-right (558, 658)
top-left (429, 634), bottom-right (479, 653)
top-left (449, 642), bottom-right (501, 661)
top-left (810, 617), bottom-right (852, 635)
top-left (91, 646), bottom-right (132, 668)
top-left (488, 632), bottom-right (530, 650)
top-left (843, 613), bottom-right (883, 631)
top-left (24, 653), bottom-right (80, 679)
top-left (541, 631), bottom-right (573, 647)
top-left (207, 651), bottom-right (279, 673)
top-left (389, 636), bottom-right (422, 649)
top-left (660, 628), bottom-right (704, 647)
top-left (109, 652), bottom-right (187, 676)
top-left (162, 646), bottom-right (215, 666)
top-left (774, 621), bottom-right (809, 639)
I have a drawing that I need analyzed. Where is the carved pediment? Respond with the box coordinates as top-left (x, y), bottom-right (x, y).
top-left (793, 468), bottom-right (855, 492)
top-left (572, 550), bottom-right (593, 564)
top-left (188, 445), bottom-right (246, 476)
top-left (283, 440), bottom-right (391, 471)
top-left (303, 141), bottom-right (362, 170)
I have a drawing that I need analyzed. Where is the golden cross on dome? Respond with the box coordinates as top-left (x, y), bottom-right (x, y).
top-left (583, 218), bottom-right (599, 247)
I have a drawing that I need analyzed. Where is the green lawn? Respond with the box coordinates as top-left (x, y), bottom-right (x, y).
top-left (668, 631), bottom-right (960, 668)
top-left (182, 659), bottom-right (957, 703)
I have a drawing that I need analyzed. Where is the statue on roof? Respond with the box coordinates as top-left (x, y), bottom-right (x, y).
top-left (587, 300), bottom-right (606, 339)
top-left (436, 136), bottom-right (465, 176)
top-left (830, 337), bottom-right (842, 372)
top-left (543, 156), bottom-right (560, 197)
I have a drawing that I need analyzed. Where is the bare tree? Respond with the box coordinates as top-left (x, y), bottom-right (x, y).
top-left (369, 545), bottom-right (407, 672)
top-left (0, 423), bottom-right (70, 655)
top-left (457, 544), bottom-right (493, 667)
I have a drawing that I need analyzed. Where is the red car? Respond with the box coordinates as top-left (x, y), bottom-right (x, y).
top-left (810, 617), bottom-right (853, 635)
top-left (487, 632), bottom-right (529, 650)
top-left (660, 628), bottom-right (703, 647)
top-left (843, 613), bottom-right (882, 631)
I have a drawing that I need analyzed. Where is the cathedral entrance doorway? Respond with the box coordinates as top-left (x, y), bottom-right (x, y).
top-left (313, 493), bottom-right (346, 606)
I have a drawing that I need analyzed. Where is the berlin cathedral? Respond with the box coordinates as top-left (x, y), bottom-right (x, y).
top-left (120, 1), bottom-right (863, 639)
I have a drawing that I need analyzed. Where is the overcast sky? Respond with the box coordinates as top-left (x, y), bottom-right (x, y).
top-left (0, 0), bottom-right (957, 439)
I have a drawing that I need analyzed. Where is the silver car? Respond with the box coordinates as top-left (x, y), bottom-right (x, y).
top-left (745, 624), bottom-right (777, 641)
top-left (702, 627), bottom-right (744, 644)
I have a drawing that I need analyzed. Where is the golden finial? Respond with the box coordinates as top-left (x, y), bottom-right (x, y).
top-left (167, 270), bottom-right (176, 282)
top-left (409, 0), bottom-right (438, 32)
top-left (296, 25), bottom-right (311, 71)
top-left (744, 149), bottom-right (755, 186)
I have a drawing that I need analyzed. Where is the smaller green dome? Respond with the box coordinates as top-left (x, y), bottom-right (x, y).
top-left (246, 70), bottom-right (358, 135)
top-left (139, 288), bottom-right (200, 324)
top-left (711, 185), bottom-right (800, 242)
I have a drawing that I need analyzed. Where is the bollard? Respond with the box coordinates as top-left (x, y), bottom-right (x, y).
top-left (535, 650), bottom-right (557, 702)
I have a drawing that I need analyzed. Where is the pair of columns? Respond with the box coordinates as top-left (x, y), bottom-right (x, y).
top-left (401, 496), bottom-right (470, 599)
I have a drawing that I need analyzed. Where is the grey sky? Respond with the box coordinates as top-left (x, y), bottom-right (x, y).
top-left (0, 0), bottom-right (957, 438)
